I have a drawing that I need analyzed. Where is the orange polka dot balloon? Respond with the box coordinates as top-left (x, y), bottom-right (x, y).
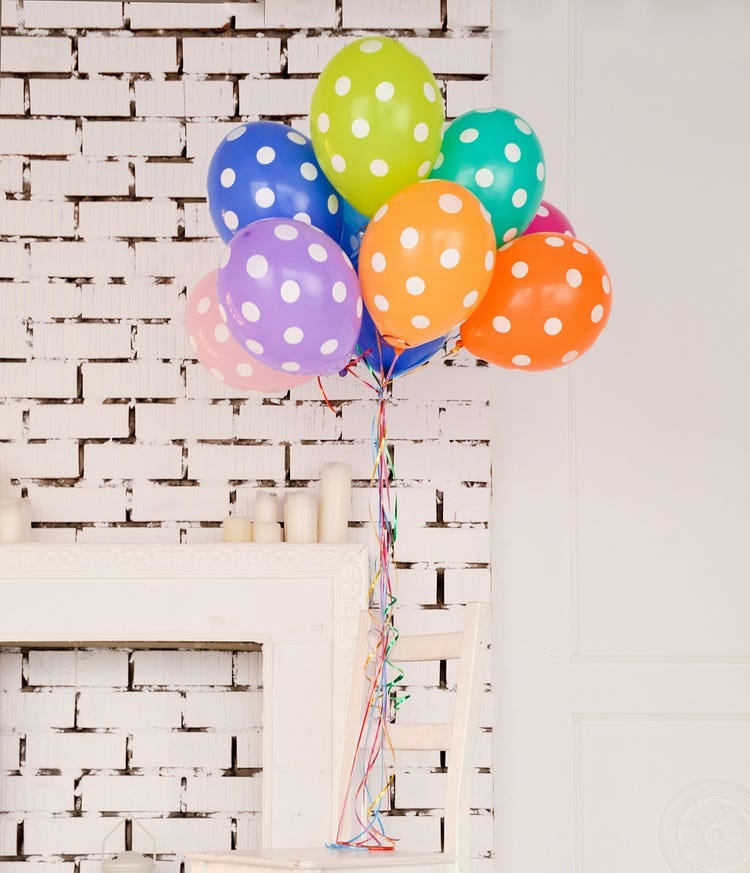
top-left (359, 179), bottom-right (497, 349)
top-left (460, 232), bottom-right (612, 371)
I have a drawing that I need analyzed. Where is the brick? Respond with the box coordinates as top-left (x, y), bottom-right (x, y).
top-left (30, 79), bottom-right (130, 118)
top-left (0, 243), bottom-right (29, 279)
top-left (130, 816), bottom-right (231, 853)
top-left (77, 201), bottom-right (178, 240)
top-left (351, 485), bottom-right (436, 526)
top-left (128, 2), bottom-right (236, 30)
top-left (395, 769), bottom-right (491, 810)
top-left (135, 160), bottom-right (206, 199)
top-left (79, 774), bottom-right (180, 812)
top-left (0, 37), bottom-right (72, 73)
top-left (183, 691), bottom-right (262, 729)
top-left (289, 443), bottom-right (374, 481)
top-left (234, 817), bottom-right (262, 850)
top-left (182, 37), bottom-right (281, 74)
top-left (182, 527), bottom-right (222, 544)
top-left (186, 364), bottom-right (288, 400)
top-left (30, 529), bottom-right (77, 544)
top-left (30, 241), bottom-right (133, 279)
top-left (23, 0), bottom-right (123, 28)
top-left (0, 120), bottom-right (77, 157)
top-left (133, 650), bottom-right (232, 686)
top-left (263, 0), bottom-right (336, 28)
top-left (0, 403), bottom-right (24, 440)
top-left (31, 160), bottom-right (131, 197)
top-left (25, 732), bottom-right (126, 770)
top-left (27, 403), bottom-right (130, 439)
top-left (131, 483), bottom-right (229, 522)
top-left (0, 652), bottom-right (23, 690)
top-left (439, 403), bottom-right (491, 440)
top-left (392, 363), bottom-right (492, 401)
top-left (185, 775), bottom-right (261, 813)
top-left (76, 526), bottom-right (180, 545)
top-left (1, 0), bottom-right (19, 26)
top-left (235, 730), bottom-right (263, 769)
top-left (341, 401), bottom-right (439, 441)
top-left (0, 80), bottom-right (24, 116)
top-left (0, 810), bottom-right (19, 854)
top-left (0, 157), bottom-right (24, 194)
top-left (83, 121), bottom-right (184, 158)
top-left (186, 122), bottom-right (241, 162)
top-left (136, 402), bottom-right (232, 441)
top-left (24, 816), bottom-right (124, 855)
top-left (0, 692), bottom-right (75, 730)
top-left (394, 525), bottom-right (490, 564)
top-left (396, 442), bottom-right (490, 482)
top-left (130, 731), bottom-right (232, 769)
top-left (134, 241), bottom-right (223, 279)
top-left (80, 283), bottom-right (182, 319)
top-left (135, 81), bottom-right (234, 119)
top-left (78, 37), bottom-right (177, 74)
top-left (134, 323), bottom-right (192, 361)
top-left (33, 323), bottom-right (133, 360)
top-left (26, 485), bottom-right (127, 522)
top-left (0, 201), bottom-right (74, 238)
top-left (0, 321), bottom-right (29, 359)
top-left (77, 690), bottom-right (182, 729)
top-left (288, 36), bottom-right (490, 75)
top-left (233, 651), bottom-right (262, 687)
top-left (342, 0), bottom-right (442, 29)
top-left (184, 203), bottom-right (216, 239)
top-left (187, 444), bottom-right (284, 482)
top-left (442, 484), bottom-right (490, 522)
top-left (82, 362), bottom-right (183, 399)
top-left (0, 864), bottom-right (75, 873)
top-left (0, 440), bottom-right (79, 477)
top-left (28, 649), bottom-right (127, 688)
top-left (290, 372), bottom-right (372, 402)
top-left (1, 283), bottom-right (81, 318)
top-left (1, 775), bottom-right (73, 812)
top-left (378, 813), bottom-right (440, 852)
top-left (239, 79), bottom-right (315, 117)
top-left (83, 443), bottom-right (183, 479)
top-left (447, 0), bottom-right (491, 28)
top-left (445, 80), bottom-right (493, 119)
top-left (392, 568), bottom-right (439, 605)
top-left (443, 568), bottom-right (491, 604)
top-left (236, 403), bottom-right (341, 441)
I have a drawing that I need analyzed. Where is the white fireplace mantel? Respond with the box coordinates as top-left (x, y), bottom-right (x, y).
top-left (0, 543), bottom-right (369, 848)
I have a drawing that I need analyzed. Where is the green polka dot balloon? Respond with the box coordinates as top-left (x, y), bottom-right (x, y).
top-left (310, 37), bottom-right (444, 218)
top-left (430, 108), bottom-right (546, 246)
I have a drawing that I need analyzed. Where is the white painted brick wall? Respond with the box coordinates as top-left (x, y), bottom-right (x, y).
top-left (1, 0), bottom-right (494, 866)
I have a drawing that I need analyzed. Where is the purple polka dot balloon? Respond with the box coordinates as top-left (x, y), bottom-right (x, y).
top-left (217, 218), bottom-right (363, 377)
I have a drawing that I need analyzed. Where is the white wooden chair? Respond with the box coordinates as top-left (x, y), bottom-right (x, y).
top-left (188, 601), bottom-right (490, 873)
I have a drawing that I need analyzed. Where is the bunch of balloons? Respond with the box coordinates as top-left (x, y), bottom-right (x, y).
top-left (186, 36), bottom-right (612, 389)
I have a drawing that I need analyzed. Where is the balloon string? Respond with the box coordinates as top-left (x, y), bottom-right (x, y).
top-left (330, 354), bottom-right (405, 852)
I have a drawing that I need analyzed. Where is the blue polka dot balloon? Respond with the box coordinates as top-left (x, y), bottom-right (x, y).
top-left (207, 121), bottom-right (344, 243)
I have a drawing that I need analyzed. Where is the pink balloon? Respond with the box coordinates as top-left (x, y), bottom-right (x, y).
top-left (523, 200), bottom-right (576, 236)
top-left (185, 272), bottom-right (311, 392)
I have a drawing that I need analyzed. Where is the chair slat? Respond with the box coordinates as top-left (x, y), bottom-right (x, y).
top-left (387, 723), bottom-right (452, 751)
top-left (390, 631), bottom-right (463, 662)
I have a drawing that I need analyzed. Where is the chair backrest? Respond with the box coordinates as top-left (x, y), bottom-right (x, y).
top-left (338, 602), bottom-right (491, 868)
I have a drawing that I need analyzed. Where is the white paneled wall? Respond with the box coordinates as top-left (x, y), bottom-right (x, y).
top-left (0, 0), bottom-right (494, 870)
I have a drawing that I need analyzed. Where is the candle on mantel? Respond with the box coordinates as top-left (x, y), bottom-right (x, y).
top-left (284, 491), bottom-right (318, 543)
top-left (253, 491), bottom-right (278, 524)
top-left (252, 521), bottom-right (282, 543)
top-left (318, 462), bottom-right (352, 544)
top-left (222, 515), bottom-right (253, 543)
top-left (0, 479), bottom-right (31, 544)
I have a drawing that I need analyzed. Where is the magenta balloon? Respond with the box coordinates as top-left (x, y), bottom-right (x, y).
top-left (185, 271), bottom-right (311, 392)
top-left (217, 218), bottom-right (363, 377)
top-left (523, 200), bottom-right (576, 236)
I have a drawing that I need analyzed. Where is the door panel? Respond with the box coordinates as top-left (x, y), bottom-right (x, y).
top-left (492, 1), bottom-right (750, 870)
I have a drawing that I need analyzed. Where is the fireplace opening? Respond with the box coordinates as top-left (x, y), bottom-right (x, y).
top-left (0, 645), bottom-right (264, 873)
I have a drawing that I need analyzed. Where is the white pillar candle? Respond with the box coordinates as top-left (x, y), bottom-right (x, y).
top-left (252, 521), bottom-right (282, 543)
top-left (254, 491), bottom-right (278, 524)
top-left (222, 515), bottom-right (253, 543)
top-left (284, 492), bottom-right (318, 543)
top-left (0, 497), bottom-right (32, 544)
top-left (318, 462), bottom-right (352, 544)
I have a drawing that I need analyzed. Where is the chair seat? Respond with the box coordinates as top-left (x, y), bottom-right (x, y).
top-left (188, 847), bottom-right (456, 872)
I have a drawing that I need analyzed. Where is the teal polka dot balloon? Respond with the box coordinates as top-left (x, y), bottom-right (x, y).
top-left (430, 108), bottom-right (546, 246)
